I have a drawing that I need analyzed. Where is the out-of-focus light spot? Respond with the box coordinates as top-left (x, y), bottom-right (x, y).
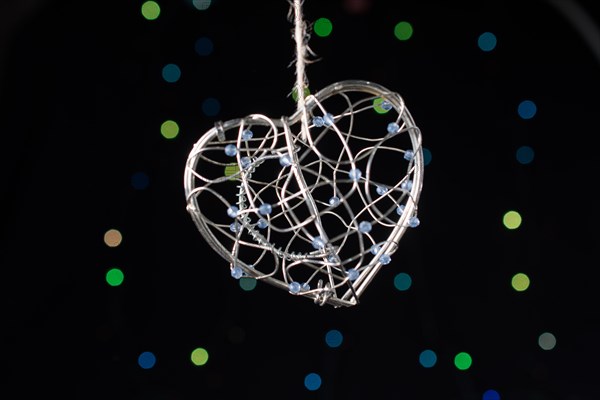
top-left (192, 0), bottom-right (211, 10)
top-left (516, 145), bottom-right (535, 164)
top-left (202, 97), bottom-right (221, 116)
top-left (478, 32), bottom-right (497, 51)
top-left (131, 172), bottom-right (150, 190)
top-left (106, 268), bottom-right (124, 286)
top-left (393, 272), bottom-right (412, 291)
top-left (292, 86), bottom-right (310, 101)
top-left (394, 21), bottom-right (413, 41)
top-left (104, 229), bottom-right (122, 247)
top-left (423, 147), bottom-right (432, 166)
top-left (343, 0), bottom-right (373, 14)
top-left (227, 326), bottom-right (246, 344)
top-left (162, 63), bottom-right (181, 83)
top-left (161, 120), bottom-right (179, 139)
top-left (511, 272), bottom-right (530, 292)
top-left (138, 351), bottom-right (156, 369)
top-left (304, 372), bottom-right (322, 391)
top-left (503, 210), bottom-right (522, 230)
top-left (314, 18), bottom-right (333, 37)
top-left (483, 389), bottom-right (501, 400)
top-left (454, 352), bottom-right (472, 370)
top-left (419, 349), bottom-right (437, 368)
top-left (191, 347), bottom-right (209, 366)
top-left (518, 100), bottom-right (537, 119)
top-left (373, 97), bottom-right (392, 114)
top-left (141, 1), bottom-right (160, 20)
top-left (224, 163), bottom-right (240, 179)
top-left (195, 37), bottom-right (214, 56)
top-left (538, 332), bottom-right (556, 350)
top-left (239, 277), bottom-right (257, 291)
top-left (325, 329), bottom-right (343, 348)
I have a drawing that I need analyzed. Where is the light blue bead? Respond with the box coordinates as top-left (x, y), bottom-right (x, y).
top-left (359, 221), bottom-right (372, 233)
top-left (323, 113), bottom-right (335, 126)
top-left (224, 144), bottom-right (237, 156)
top-left (313, 116), bottom-right (324, 127)
top-left (408, 216), bottom-right (420, 228)
top-left (259, 203), bottom-right (272, 215)
top-left (387, 122), bottom-right (400, 134)
top-left (301, 282), bottom-right (310, 291)
top-left (229, 222), bottom-right (240, 232)
top-left (347, 268), bottom-right (359, 281)
top-left (349, 168), bottom-right (362, 181)
top-left (279, 154), bottom-right (292, 167)
top-left (370, 244), bottom-right (381, 255)
top-left (227, 205), bottom-right (239, 218)
top-left (376, 185), bottom-right (388, 195)
top-left (242, 129), bottom-right (253, 141)
top-left (312, 236), bottom-right (326, 249)
top-left (380, 254), bottom-right (391, 265)
top-left (241, 156), bottom-right (251, 169)
top-left (329, 196), bottom-right (340, 207)
top-left (327, 255), bottom-right (337, 263)
top-left (289, 281), bottom-right (301, 293)
top-left (231, 266), bottom-right (243, 279)
top-left (401, 180), bottom-right (413, 191)
top-left (257, 218), bottom-right (268, 229)
top-left (381, 100), bottom-right (393, 111)
top-left (396, 204), bottom-right (405, 215)
top-left (404, 150), bottom-right (414, 161)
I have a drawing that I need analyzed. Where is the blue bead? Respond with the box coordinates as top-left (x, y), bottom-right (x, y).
top-left (359, 221), bottom-right (372, 233)
top-left (404, 150), bottom-right (414, 161)
top-left (376, 185), bottom-right (388, 195)
top-left (227, 205), bottom-right (239, 218)
top-left (408, 216), bottom-right (420, 228)
top-left (323, 113), bottom-right (335, 126)
top-left (380, 254), bottom-right (391, 265)
top-left (312, 236), bottom-right (326, 249)
top-left (259, 203), bottom-right (273, 215)
top-left (401, 180), bottom-right (413, 191)
top-left (313, 116), bottom-right (324, 127)
top-left (301, 282), bottom-right (310, 291)
top-left (224, 144), bottom-right (237, 156)
top-left (396, 204), bottom-right (405, 215)
top-left (231, 266), bottom-right (243, 279)
top-left (346, 268), bottom-right (359, 281)
top-left (370, 244), bottom-right (381, 255)
top-left (381, 100), bottom-right (393, 111)
top-left (329, 196), bottom-right (340, 207)
top-left (289, 281), bottom-right (301, 293)
top-left (349, 168), bottom-right (362, 181)
top-left (257, 218), bottom-right (268, 229)
top-left (387, 122), bottom-right (400, 134)
top-left (242, 129), bottom-right (253, 141)
top-left (241, 156), bottom-right (251, 169)
top-left (229, 222), bottom-right (240, 232)
top-left (279, 154), bottom-right (292, 167)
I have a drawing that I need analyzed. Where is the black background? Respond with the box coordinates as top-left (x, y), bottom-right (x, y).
top-left (1, 0), bottom-right (599, 399)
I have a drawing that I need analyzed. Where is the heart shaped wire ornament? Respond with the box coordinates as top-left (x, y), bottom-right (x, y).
top-left (184, 1), bottom-right (424, 307)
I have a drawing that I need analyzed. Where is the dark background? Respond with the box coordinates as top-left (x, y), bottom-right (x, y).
top-left (1, 0), bottom-right (599, 398)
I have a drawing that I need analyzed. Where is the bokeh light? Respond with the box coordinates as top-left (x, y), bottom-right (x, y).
top-left (478, 32), bottom-right (497, 51)
top-left (511, 272), bottom-right (530, 292)
top-left (104, 228), bottom-right (122, 247)
top-left (239, 277), bottom-right (257, 291)
top-left (394, 21), bottom-right (413, 41)
top-left (161, 120), bottom-right (179, 139)
top-left (423, 147), bottom-right (432, 166)
top-left (191, 347), bottom-right (209, 366)
top-left (538, 332), bottom-right (556, 350)
top-left (393, 272), bottom-right (412, 291)
top-left (503, 210), bottom-right (522, 230)
top-left (162, 63), bottom-right (181, 83)
top-left (138, 351), bottom-right (156, 369)
top-left (419, 349), bottom-right (437, 368)
top-left (292, 86), bottom-right (311, 101)
top-left (454, 352), bottom-right (472, 370)
top-left (483, 389), bottom-right (501, 400)
top-left (202, 97), bottom-right (221, 116)
top-left (325, 329), bottom-right (343, 348)
top-left (516, 145), bottom-right (534, 164)
top-left (141, 1), bottom-right (160, 20)
top-left (314, 18), bottom-right (333, 37)
top-left (373, 97), bottom-right (392, 114)
top-left (192, 0), bottom-right (212, 10)
top-left (105, 268), bottom-right (124, 286)
top-left (195, 37), bottom-right (214, 56)
top-left (131, 171), bottom-right (150, 190)
top-left (518, 100), bottom-right (537, 119)
top-left (304, 372), bottom-right (322, 391)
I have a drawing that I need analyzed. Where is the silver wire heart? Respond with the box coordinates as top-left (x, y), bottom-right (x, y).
top-left (184, 80), bottom-right (424, 307)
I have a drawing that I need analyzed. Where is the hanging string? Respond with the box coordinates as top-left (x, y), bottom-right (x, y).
top-left (291, 0), bottom-right (312, 141)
